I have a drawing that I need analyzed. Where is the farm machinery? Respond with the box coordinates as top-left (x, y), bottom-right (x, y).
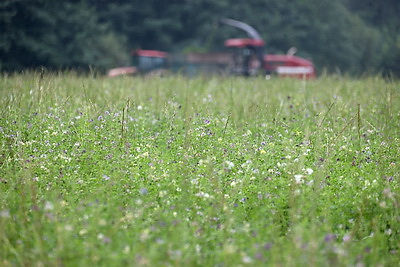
top-left (108, 18), bottom-right (316, 79)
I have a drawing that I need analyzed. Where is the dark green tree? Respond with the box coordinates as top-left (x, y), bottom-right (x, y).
top-left (0, 0), bottom-right (127, 71)
top-left (344, 0), bottom-right (400, 76)
top-left (1, 0), bottom-right (399, 75)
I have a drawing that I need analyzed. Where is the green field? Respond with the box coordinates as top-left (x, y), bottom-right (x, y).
top-left (1, 73), bottom-right (399, 266)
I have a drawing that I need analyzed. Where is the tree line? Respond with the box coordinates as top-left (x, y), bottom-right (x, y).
top-left (1, 0), bottom-right (399, 76)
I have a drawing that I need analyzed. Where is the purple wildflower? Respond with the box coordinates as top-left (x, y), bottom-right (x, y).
top-left (324, 233), bottom-right (337, 242)
top-left (139, 188), bottom-right (148, 195)
top-left (263, 243), bottom-right (272, 250)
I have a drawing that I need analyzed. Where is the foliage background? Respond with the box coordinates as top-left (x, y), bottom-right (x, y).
top-left (1, 0), bottom-right (399, 76)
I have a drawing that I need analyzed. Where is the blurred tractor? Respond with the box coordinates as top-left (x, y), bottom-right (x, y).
top-left (108, 18), bottom-right (316, 79)
top-left (220, 18), bottom-right (316, 78)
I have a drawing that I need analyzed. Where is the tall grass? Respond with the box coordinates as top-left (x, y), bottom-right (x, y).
top-left (1, 72), bottom-right (399, 266)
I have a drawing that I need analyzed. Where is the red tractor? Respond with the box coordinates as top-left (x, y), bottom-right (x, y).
top-left (220, 18), bottom-right (316, 78)
top-left (108, 18), bottom-right (316, 79)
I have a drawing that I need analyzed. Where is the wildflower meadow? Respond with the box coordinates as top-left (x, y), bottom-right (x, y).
top-left (1, 72), bottom-right (399, 266)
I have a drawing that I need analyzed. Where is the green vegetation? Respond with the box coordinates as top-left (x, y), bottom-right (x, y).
top-left (1, 73), bottom-right (399, 266)
top-left (1, 0), bottom-right (400, 76)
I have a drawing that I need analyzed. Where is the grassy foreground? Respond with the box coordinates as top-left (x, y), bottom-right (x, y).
top-left (0, 73), bottom-right (399, 266)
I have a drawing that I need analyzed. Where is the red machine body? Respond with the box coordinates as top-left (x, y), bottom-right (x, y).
top-left (225, 38), bottom-right (265, 48)
top-left (264, 54), bottom-right (315, 79)
top-left (132, 49), bottom-right (168, 58)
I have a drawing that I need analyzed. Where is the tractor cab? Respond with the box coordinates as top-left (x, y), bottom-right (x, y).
top-left (220, 18), bottom-right (316, 79)
top-left (224, 38), bottom-right (265, 76)
top-left (131, 49), bottom-right (168, 73)
top-left (224, 38), bottom-right (316, 78)
top-left (107, 49), bottom-right (168, 77)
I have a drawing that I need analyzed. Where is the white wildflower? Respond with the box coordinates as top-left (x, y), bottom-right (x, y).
top-left (305, 168), bottom-right (314, 175)
top-left (225, 161), bottom-right (234, 169)
top-left (44, 201), bottom-right (54, 211)
top-left (0, 210), bottom-right (10, 218)
top-left (294, 174), bottom-right (304, 184)
top-left (242, 255), bottom-right (253, 264)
